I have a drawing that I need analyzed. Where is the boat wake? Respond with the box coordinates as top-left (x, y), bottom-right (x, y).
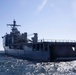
top-left (0, 52), bottom-right (76, 75)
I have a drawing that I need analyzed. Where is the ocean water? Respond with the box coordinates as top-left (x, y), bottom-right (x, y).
top-left (0, 51), bottom-right (76, 75)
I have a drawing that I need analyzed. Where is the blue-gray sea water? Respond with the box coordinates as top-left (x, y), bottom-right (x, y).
top-left (0, 51), bottom-right (76, 75)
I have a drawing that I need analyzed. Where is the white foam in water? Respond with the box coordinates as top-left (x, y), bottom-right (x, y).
top-left (0, 53), bottom-right (76, 75)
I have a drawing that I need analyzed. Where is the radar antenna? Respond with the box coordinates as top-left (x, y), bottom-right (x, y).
top-left (7, 20), bottom-right (21, 29)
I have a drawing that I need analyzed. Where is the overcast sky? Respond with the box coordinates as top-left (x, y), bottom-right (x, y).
top-left (0, 0), bottom-right (76, 50)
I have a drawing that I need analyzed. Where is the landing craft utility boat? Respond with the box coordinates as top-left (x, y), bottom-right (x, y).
top-left (2, 20), bottom-right (76, 62)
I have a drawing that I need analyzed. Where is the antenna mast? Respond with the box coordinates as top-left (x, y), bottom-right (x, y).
top-left (7, 20), bottom-right (21, 30)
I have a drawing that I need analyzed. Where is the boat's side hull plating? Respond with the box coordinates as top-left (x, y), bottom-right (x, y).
top-left (5, 47), bottom-right (50, 62)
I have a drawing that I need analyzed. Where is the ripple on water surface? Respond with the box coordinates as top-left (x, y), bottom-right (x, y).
top-left (0, 52), bottom-right (76, 75)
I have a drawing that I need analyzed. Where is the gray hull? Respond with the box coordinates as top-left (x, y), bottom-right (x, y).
top-left (5, 47), bottom-right (50, 62)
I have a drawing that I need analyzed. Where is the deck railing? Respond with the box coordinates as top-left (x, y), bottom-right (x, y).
top-left (38, 39), bottom-right (76, 43)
